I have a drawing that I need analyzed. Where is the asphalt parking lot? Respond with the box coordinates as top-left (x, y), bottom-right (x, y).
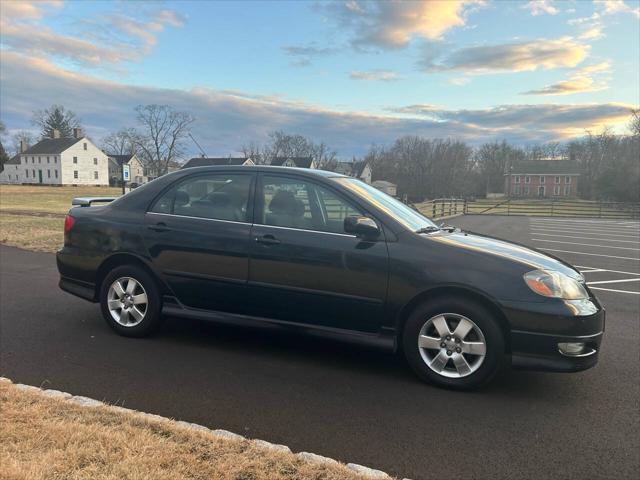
top-left (1, 215), bottom-right (638, 480)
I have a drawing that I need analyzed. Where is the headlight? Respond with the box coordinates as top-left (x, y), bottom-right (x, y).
top-left (523, 270), bottom-right (589, 300)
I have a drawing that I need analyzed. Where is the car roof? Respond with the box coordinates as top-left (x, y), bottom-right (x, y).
top-left (177, 165), bottom-right (347, 179)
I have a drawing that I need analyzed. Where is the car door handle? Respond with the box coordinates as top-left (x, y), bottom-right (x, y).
top-left (148, 222), bottom-right (170, 232)
top-left (255, 234), bottom-right (281, 246)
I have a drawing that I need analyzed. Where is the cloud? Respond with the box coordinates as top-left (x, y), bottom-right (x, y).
top-left (281, 44), bottom-right (336, 66)
top-left (522, 62), bottom-right (611, 96)
top-left (0, 2), bottom-right (186, 67)
top-left (448, 77), bottom-right (471, 86)
top-left (390, 102), bottom-right (635, 136)
top-left (578, 26), bottom-right (604, 40)
top-left (349, 70), bottom-right (400, 81)
top-left (323, 0), bottom-right (482, 49)
top-left (0, 52), bottom-right (636, 157)
top-left (523, 1), bottom-right (559, 16)
top-left (420, 36), bottom-right (589, 73)
top-left (595, 0), bottom-right (640, 17)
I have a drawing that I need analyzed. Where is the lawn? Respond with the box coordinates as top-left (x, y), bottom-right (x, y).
top-left (0, 184), bottom-right (122, 215)
top-left (0, 380), bottom-right (374, 480)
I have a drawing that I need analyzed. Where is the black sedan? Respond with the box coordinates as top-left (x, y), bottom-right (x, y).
top-left (57, 166), bottom-right (604, 389)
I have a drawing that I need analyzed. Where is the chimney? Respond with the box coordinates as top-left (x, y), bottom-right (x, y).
top-left (52, 129), bottom-right (61, 139)
top-left (20, 140), bottom-right (29, 153)
top-left (73, 128), bottom-right (82, 139)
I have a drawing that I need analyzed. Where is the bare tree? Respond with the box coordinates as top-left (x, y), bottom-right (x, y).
top-left (243, 130), bottom-right (337, 168)
top-left (630, 108), bottom-right (640, 137)
top-left (101, 128), bottom-right (139, 156)
top-left (32, 104), bottom-right (81, 138)
top-left (11, 131), bottom-right (34, 155)
top-left (240, 141), bottom-right (268, 164)
top-left (131, 105), bottom-right (195, 176)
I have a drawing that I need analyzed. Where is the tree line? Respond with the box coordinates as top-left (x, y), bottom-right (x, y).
top-left (1, 105), bottom-right (638, 202)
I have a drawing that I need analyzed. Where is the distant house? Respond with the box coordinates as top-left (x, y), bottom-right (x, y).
top-left (372, 180), bottom-right (397, 196)
top-left (182, 157), bottom-right (255, 169)
top-left (334, 161), bottom-right (372, 184)
top-left (0, 129), bottom-right (108, 186)
top-left (107, 153), bottom-right (147, 185)
top-left (505, 159), bottom-right (580, 198)
top-left (0, 154), bottom-right (22, 184)
top-left (270, 157), bottom-right (316, 169)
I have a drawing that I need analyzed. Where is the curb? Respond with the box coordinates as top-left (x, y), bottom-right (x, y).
top-left (1, 377), bottom-right (411, 480)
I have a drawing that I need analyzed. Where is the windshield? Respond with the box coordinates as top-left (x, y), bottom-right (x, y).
top-left (334, 177), bottom-right (437, 232)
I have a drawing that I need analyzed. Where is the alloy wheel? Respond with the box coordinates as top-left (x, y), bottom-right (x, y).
top-left (107, 276), bottom-right (148, 327)
top-left (418, 313), bottom-right (487, 378)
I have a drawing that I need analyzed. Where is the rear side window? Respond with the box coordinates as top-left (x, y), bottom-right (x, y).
top-left (150, 174), bottom-right (252, 222)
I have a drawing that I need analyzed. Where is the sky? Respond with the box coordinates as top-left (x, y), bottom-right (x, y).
top-left (0, 0), bottom-right (639, 158)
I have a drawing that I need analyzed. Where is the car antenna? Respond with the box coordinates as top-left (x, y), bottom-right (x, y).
top-left (189, 133), bottom-right (207, 158)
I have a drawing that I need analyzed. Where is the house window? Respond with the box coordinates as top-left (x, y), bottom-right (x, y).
top-left (83, 143), bottom-right (87, 150)
top-left (54, 157), bottom-right (57, 163)
top-left (47, 170), bottom-right (50, 178)
top-left (93, 158), bottom-right (98, 165)
top-left (74, 171), bottom-right (78, 179)
top-left (565, 176), bottom-right (571, 184)
top-left (38, 156), bottom-right (42, 163)
top-left (514, 175), bottom-right (521, 184)
top-left (55, 170), bottom-right (58, 179)
top-left (564, 185), bottom-right (571, 196)
top-left (555, 176), bottom-right (560, 184)
top-left (554, 185), bottom-right (560, 196)
top-left (524, 176), bottom-right (530, 184)
top-left (73, 156), bottom-right (78, 163)
top-left (25, 170), bottom-right (28, 178)
top-left (514, 185), bottom-right (521, 195)
top-left (47, 157), bottom-right (50, 163)
top-left (32, 157), bottom-right (35, 163)
top-left (524, 186), bottom-right (530, 195)
top-left (94, 171), bottom-right (98, 179)
top-left (540, 176), bottom-right (546, 184)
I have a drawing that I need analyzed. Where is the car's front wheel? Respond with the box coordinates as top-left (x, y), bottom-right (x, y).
top-left (100, 265), bottom-right (163, 337)
top-left (402, 297), bottom-right (504, 390)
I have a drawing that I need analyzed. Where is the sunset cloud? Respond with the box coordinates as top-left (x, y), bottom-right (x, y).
top-left (420, 36), bottom-right (589, 73)
top-left (522, 62), bottom-right (611, 96)
top-left (325, 0), bottom-right (482, 49)
top-left (522, 1), bottom-right (559, 16)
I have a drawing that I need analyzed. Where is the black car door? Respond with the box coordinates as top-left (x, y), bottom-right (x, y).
top-left (247, 173), bottom-right (389, 333)
top-left (143, 171), bottom-right (255, 312)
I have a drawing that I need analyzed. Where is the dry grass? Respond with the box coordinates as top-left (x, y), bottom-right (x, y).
top-left (0, 213), bottom-right (63, 252)
top-left (0, 184), bottom-right (122, 215)
top-left (0, 382), bottom-right (376, 480)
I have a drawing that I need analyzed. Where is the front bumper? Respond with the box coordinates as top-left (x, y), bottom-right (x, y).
top-left (503, 298), bottom-right (605, 373)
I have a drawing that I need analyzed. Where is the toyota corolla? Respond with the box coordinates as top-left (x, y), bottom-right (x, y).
top-left (57, 166), bottom-right (604, 389)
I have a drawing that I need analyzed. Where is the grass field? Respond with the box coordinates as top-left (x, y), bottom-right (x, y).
top-left (0, 381), bottom-right (373, 480)
top-left (0, 185), bottom-right (123, 253)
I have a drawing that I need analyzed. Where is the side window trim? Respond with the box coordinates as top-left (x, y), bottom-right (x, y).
top-left (147, 172), bottom-right (256, 224)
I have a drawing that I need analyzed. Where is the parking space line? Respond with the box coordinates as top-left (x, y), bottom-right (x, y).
top-left (531, 233), bottom-right (640, 244)
top-left (531, 238), bottom-right (640, 251)
top-left (530, 225), bottom-right (640, 235)
top-left (588, 278), bottom-right (640, 285)
top-left (539, 248), bottom-right (640, 261)
top-left (530, 228), bottom-right (639, 239)
top-left (589, 286), bottom-right (640, 295)
top-left (575, 266), bottom-right (640, 276)
top-left (530, 218), bottom-right (639, 225)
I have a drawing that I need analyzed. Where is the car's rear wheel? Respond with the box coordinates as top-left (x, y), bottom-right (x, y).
top-left (402, 296), bottom-right (504, 390)
top-left (100, 265), bottom-right (163, 337)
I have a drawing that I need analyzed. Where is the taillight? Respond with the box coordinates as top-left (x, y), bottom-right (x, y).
top-left (64, 215), bottom-right (76, 242)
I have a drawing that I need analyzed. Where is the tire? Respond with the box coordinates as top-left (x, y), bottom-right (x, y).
top-left (402, 296), bottom-right (504, 390)
top-left (99, 265), bottom-right (163, 337)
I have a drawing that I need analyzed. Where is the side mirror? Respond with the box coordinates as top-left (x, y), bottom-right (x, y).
top-left (344, 216), bottom-right (380, 240)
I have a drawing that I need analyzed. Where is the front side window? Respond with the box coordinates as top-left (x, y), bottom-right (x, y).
top-left (554, 185), bottom-right (560, 195)
top-left (25, 170), bottom-right (28, 178)
top-left (565, 176), bottom-right (571, 184)
top-left (94, 171), bottom-right (99, 179)
top-left (514, 185), bottom-right (521, 195)
top-left (335, 177), bottom-right (437, 232)
top-left (93, 158), bottom-right (98, 165)
top-left (73, 157), bottom-right (78, 163)
top-left (564, 185), bottom-right (571, 195)
top-left (74, 170), bottom-right (78, 179)
top-left (540, 176), bottom-right (546, 184)
top-left (55, 170), bottom-right (58, 178)
top-left (151, 173), bottom-right (252, 222)
top-left (258, 175), bottom-right (363, 234)
top-left (555, 176), bottom-right (560, 184)
top-left (514, 175), bottom-right (521, 184)
top-left (524, 176), bottom-right (530, 184)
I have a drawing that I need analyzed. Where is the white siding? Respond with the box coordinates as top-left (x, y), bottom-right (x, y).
top-left (0, 162), bottom-right (22, 184)
top-left (60, 139), bottom-right (108, 185)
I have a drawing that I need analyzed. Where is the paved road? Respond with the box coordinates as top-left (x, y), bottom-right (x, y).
top-left (1, 215), bottom-right (638, 480)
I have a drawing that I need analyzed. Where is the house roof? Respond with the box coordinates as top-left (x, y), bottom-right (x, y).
top-left (372, 180), bottom-right (396, 188)
top-left (22, 137), bottom-right (82, 155)
top-left (107, 154), bottom-right (136, 166)
top-left (182, 157), bottom-right (249, 168)
top-left (508, 160), bottom-right (581, 175)
top-left (270, 157), bottom-right (313, 168)
top-left (5, 154), bottom-right (21, 165)
top-left (352, 161), bottom-right (369, 177)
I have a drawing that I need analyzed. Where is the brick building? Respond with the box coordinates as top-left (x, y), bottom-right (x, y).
top-left (504, 160), bottom-right (580, 198)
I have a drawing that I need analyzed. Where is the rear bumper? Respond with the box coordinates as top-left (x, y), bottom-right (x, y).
top-left (59, 276), bottom-right (97, 302)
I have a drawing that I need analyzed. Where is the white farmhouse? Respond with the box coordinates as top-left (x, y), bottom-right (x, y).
top-left (0, 154), bottom-right (22, 184)
top-left (0, 129), bottom-right (108, 186)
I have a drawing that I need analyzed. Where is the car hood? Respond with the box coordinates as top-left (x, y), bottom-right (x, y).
top-left (426, 230), bottom-right (582, 280)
